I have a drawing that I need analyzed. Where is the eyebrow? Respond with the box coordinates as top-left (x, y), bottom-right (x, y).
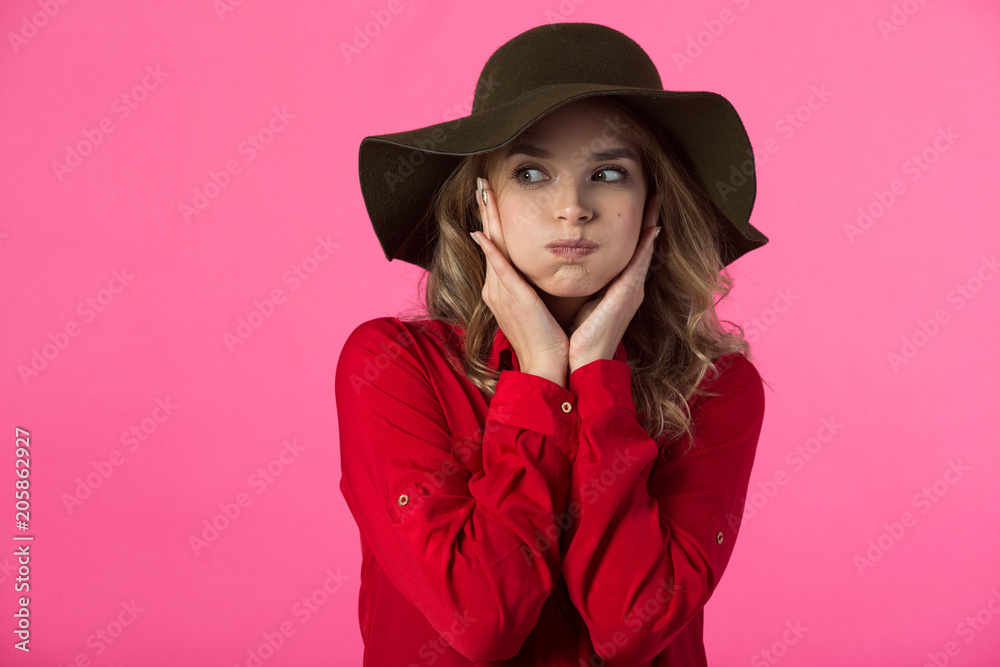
top-left (506, 141), bottom-right (639, 163)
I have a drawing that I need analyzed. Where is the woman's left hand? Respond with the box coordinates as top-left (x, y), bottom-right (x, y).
top-left (568, 194), bottom-right (660, 374)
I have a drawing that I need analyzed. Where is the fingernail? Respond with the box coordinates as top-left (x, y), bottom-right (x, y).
top-left (653, 226), bottom-right (662, 239)
top-left (476, 177), bottom-right (483, 190)
top-left (469, 231), bottom-right (482, 246)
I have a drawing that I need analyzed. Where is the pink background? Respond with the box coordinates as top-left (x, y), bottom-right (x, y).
top-left (2, 0), bottom-right (998, 665)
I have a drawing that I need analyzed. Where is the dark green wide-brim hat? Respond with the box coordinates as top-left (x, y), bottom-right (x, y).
top-left (358, 22), bottom-right (769, 270)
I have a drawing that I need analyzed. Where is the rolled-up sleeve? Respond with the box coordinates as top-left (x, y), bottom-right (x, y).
top-left (336, 318), bottom-right (578, 662)
top-left (560, 352), bottom-right (765, 664)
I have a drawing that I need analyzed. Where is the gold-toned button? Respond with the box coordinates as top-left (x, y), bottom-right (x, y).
top-left (716, 531), bottom-right (724, 544)
top-left (561, 401), bottom-right (572, 413)
top-left (398, 494), bottom-right (409, 506)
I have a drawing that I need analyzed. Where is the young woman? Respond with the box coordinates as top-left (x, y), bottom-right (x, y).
top-left (338, 22), bottom-right (770, 666)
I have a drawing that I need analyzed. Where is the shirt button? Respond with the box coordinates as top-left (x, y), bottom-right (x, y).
top-left (716, 531), bottom-right (724, 544)
top-left (398, 494), bottom-right (409, 506)
top-left (561, 401), bottom-right (572, 413)
top-left (557, 604), bottom-right (569, 618)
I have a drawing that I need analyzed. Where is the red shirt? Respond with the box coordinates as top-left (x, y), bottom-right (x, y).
top-left (336, 316), bottom-right (765, 665)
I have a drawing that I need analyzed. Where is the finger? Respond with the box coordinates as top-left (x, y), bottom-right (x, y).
top-left (619, 224), bottom-right (660, 286)
top-left (476, 177), bottom-right (490, 243)
top-left (634, 193), bottom-right (660, 252)
top-left (639, 193), bottom-right (661, 266)
top-left (474, 184), bottom-right (503, 293)
top-left (480, 178), bottom-right (511, 265)
top-left (473, 230), bottom-right (528, 295)
top-left (472, 230), bottom-right (500, 307)
top-left (644, 192), bottom-right (660, 229)
top-left (641, 223), bottom-right (660, 264)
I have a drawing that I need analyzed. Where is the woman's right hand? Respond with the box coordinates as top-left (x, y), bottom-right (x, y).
top-left (471, 177), bottom-right (569, 388)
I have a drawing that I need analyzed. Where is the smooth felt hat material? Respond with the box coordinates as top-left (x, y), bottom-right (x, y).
top-left (358, 22), bottom-right (769, 269)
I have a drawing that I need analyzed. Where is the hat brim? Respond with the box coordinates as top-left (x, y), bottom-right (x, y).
top-left (358, 84), bottom-right (768, 269)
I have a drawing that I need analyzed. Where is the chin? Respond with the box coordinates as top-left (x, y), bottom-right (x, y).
top-left (534, 279), bottom-right (605, 299)
top-left (520, 260), bottom-right (616, 298)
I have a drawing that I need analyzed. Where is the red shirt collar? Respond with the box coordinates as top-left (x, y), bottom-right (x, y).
top-left (486, 325), bottom-right (629, 372)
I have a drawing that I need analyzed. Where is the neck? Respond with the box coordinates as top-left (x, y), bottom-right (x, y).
top-left (535, 287), bottom-right (590, 333)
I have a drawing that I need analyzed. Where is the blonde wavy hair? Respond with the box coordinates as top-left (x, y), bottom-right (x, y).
top-left (399, 96), bottom-right (755, 455)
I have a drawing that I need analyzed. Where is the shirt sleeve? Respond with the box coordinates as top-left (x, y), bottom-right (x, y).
top-left (559, 352), bottom-right (765, 664)
top-left (336, 317), bottom-right (578, 662)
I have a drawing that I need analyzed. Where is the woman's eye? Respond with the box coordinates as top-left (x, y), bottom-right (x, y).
top-left (514, 167), bottom-right (545, 184)
top-left (595, 167), bottom-right (628, 183)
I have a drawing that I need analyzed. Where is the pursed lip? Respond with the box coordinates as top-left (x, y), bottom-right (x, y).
top-left (545, 238), bottom-right (598, 249)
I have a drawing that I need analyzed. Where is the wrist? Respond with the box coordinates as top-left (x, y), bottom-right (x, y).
top-left (521, 362), bottom-right (567, 389)
top-left (569, 341), bottom-right (619, 373)
top-left (569, 354), bottom-right (601, 374)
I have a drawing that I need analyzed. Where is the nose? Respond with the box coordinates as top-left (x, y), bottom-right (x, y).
top-left (550, 178), bottom-right (592, 226)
